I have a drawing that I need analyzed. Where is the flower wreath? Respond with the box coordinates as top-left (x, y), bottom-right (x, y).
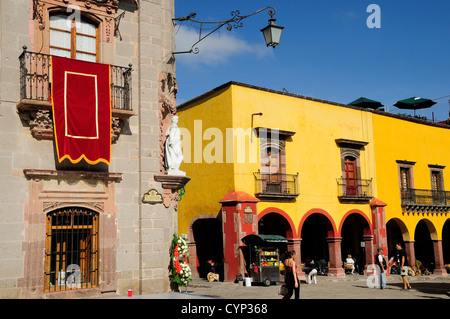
top-left (171, 234), bottom-right (192, 287)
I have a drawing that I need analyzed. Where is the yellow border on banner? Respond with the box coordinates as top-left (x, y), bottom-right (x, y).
top-left (64, 71), bottom-right (99, 139)
top-left (51, 56), bottom-right (112, 166)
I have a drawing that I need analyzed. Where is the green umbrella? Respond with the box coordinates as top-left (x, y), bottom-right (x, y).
top-left (242, 234), bottom-right (288, 244)
top-left (348, 97), bottom-right (384, 109)
top-left (394, 97), bottom-right (436, 116)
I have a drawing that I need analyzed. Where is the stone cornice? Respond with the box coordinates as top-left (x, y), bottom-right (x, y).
top-left (23, 169), bottom-right (123, 182)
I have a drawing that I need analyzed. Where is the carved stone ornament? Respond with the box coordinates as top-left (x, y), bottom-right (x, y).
top-left (32, 0), bottom-right (119, 44)
top-left (142, 189), bottom-right (164, 205)
top-left (32, 0), bottom-right (45, 30)
top-left (17, 101), bottom-right (131, 144)
top-left (154, 174), bottom-right (190, 208)
top-left (244, 205), bottom-right (254, 214)
top-left (158, 72), bottom-right (178, 173)
top-left (43, 201), bottom-right (105, 213)
top-left (243, 205), bottom-right (254, 224)
top-left (111, 117), bottom-right (124, 144)
top-left (29, 109), bottom-right (54, 140)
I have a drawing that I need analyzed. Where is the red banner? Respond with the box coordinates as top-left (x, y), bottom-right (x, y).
top-left (51, 56), bottom-right (111, 165)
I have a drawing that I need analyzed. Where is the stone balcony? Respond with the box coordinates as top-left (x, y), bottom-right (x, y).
top-left (17, 48), bottom-right (135, 143)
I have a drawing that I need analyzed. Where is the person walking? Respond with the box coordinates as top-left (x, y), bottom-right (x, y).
top-left (282, 250), bottom-right (299, 299)
top-left (375, 247), bottom-right (387, 289)
top-left (395, 243), bottom-right (411, 290)
top-left (307, 268), bottom-right (317, 285)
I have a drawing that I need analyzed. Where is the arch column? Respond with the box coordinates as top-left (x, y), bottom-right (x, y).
top-left (326, 237), bottom-right (345, 277)
top-left (432, 240), bottom-right (447, 276)
top-left (288, 238), bottom-right (304, 280)
top-left (404, 240), bottom-right (415, 269)
top-left (187, 240), bottom-right (199, 279)
top-left (363, 235), bottom-right (375, 269)
top-left (370, 198), bottom-right (388, 255)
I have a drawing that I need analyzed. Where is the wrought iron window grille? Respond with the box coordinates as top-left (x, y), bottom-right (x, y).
top-left (44, 207), bottom-right (99, 292)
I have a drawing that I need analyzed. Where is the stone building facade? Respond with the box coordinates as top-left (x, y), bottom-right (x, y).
top-left (0, 0), bottom-right (185, 298)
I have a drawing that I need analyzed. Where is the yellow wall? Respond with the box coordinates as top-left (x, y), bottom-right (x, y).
top-left (177, 83), bottom-right (450, 242)
top-left (177, 83), bottom-right (379, 236)
top-left (372, 114), bottom-right (450, 240)
top-left (230, 85), bottom-right (376, 234)
top-left (177, 86), bottom-right (235, 234)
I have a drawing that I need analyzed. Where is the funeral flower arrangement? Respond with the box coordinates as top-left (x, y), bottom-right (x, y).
top-left (171, 234), bottom-right (192, 287)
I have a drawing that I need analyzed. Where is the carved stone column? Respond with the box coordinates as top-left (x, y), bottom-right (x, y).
top-left (288, 238), bottom-right (304, 280)
top-left (363, 235), bottom-right (375, 269)
top-left (404, 241), bottom-right (416, 269)
top-left (432, 240), bottom-right (448, 276)
top-left (327, 237), bottom-right (345, 277)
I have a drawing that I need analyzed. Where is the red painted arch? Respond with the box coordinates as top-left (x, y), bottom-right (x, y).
top-left (338, 209), bottom-right (373, 237)
top-left (298, 208), bottom-right (338, 238)
top-left (258, 207), bottom-right (297, 238)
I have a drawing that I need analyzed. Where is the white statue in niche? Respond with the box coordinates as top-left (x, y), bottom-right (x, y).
top-left (165, 115), bottom-right (185, 176)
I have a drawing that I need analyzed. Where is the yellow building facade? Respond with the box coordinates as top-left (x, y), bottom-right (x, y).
top-left (177, 82), bottom-right (450, 281)
top-left (373, 113), bottom-right (450, 275)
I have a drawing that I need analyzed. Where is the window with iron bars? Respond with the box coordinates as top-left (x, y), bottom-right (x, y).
top-left (44, 207), bottom-right (99, 292)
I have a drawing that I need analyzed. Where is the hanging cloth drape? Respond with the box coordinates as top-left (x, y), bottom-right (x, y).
top-left (51, 55), bottom-right (111, 165)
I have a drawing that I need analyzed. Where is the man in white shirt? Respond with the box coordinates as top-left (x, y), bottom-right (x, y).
top-left (375, 247), bottom-right (387, 289)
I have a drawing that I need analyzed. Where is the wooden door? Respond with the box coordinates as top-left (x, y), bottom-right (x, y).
top-left (345, 158), bottom-right (357, 196)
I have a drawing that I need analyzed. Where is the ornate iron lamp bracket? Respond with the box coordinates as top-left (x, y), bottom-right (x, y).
top-left (172, 6), bottom-right (277, 55)
top-left (114, 10), bottom-right (126, 39)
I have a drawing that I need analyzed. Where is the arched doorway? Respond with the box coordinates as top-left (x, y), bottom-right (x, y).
top-left (191, 218), bottom-right (224, 280)
top-left (300, 213), bottom-right (334, 264)
top-left (340, 212), bottom-right (372, 274)
top-left (443, 219), bottom-right (450, 265)
top-left (258, 213), bottom-right (291, 237)
top-left (386, 218), bottom-right (408, 258)
top-left (258, 212), bottom-right (291, 255)
top-left (414, 219), bottom-right (436, 272)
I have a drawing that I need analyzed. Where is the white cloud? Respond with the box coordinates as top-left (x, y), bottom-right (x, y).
top-left (175, 26), bottom-right (273, 66)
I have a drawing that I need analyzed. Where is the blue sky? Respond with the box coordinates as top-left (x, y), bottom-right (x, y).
top-left (174, 1), bottom-right (450, 122)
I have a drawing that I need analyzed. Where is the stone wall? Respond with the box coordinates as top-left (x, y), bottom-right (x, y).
top-left (0, 0), bottom-right (177, 298)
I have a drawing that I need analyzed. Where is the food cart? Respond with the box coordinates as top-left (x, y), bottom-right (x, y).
top-left (241, 234), bottom-right (287, 286)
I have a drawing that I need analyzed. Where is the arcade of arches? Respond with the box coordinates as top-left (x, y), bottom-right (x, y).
top-left (387, 218), bottom-right (450, 275)
top-left (188, 206), bottom-right (449, 281)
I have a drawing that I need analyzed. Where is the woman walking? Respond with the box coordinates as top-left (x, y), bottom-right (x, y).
top-left (282, 250), bottom-right (299, 299)
top-left (395, 243), bottom-right (411, 290)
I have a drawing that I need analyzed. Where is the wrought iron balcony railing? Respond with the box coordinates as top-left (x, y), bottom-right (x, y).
top-left (254, 172), bottom-right (299, 201)
top-left (337, 178), bottom-right (373, 202)
top-left (401, 188), bottom-right (450, 206)
top-left (19, 49), bottom-right (132, 111)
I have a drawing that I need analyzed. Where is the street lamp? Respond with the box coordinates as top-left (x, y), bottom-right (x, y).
top-left (261, 17), bottom-right (284, 48)
top-left (173, 6), bottom-right (284, 55)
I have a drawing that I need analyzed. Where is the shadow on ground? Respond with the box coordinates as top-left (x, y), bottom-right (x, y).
top-left (386, 282), bottom-right (450, 298)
